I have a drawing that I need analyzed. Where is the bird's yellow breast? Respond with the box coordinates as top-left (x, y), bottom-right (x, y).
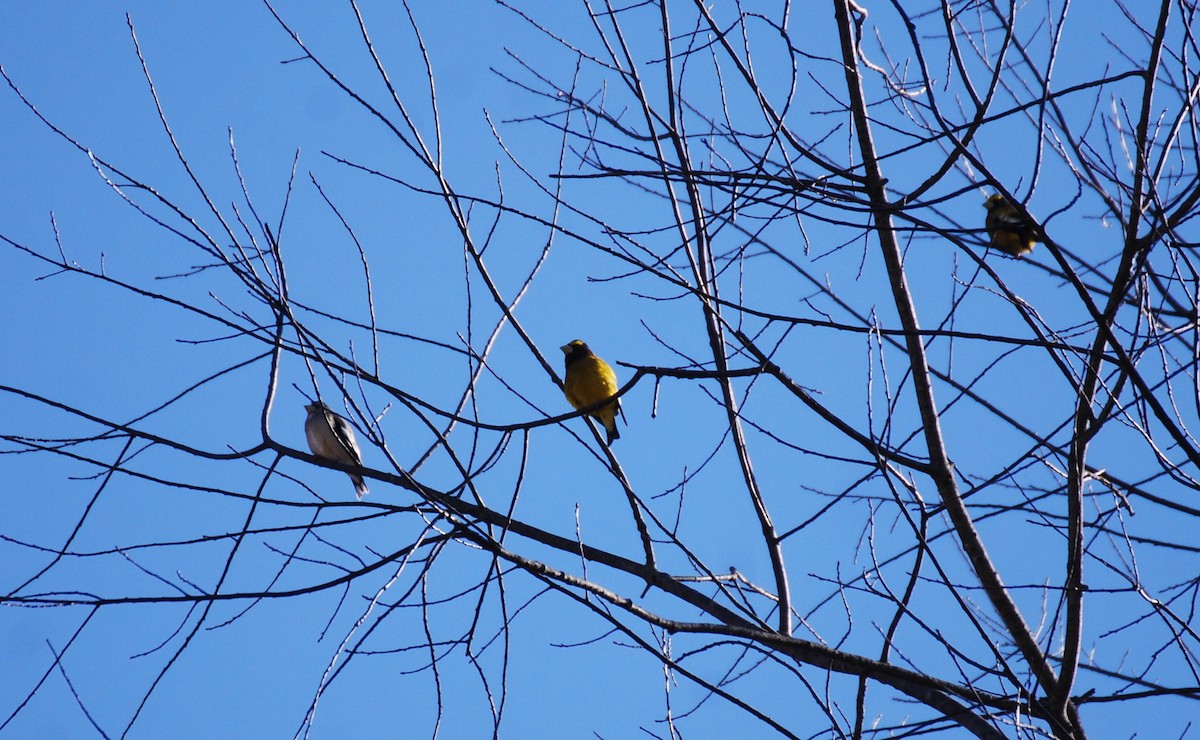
top-left (565, 355), bottom-right (619, 410)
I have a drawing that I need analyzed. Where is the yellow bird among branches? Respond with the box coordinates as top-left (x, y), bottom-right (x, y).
top-left (983, 194), bottom-right (1038, 257)
top-left (560, 339), bottom-right (621, 445)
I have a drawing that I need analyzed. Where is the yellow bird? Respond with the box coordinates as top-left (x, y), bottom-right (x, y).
top-left (304, 401), bottom-right (369, 499)
top-left (560, 339), bottom-right (621, 445)
top-left (983, 194), bottom-right (1037, 256)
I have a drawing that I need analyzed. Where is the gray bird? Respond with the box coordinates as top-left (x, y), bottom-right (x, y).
top-left (304, 401), bottom-right (369, 499)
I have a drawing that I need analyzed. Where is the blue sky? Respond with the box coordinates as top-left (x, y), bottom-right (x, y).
top-left (3, 2), bottom-right (1198, 738)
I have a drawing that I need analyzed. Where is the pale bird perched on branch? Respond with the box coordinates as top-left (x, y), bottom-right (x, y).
top-left (304, 401), bottom-right (369, 499)
top-left (983, 193), bottom-right (1038, 257)
top-left (561, 339), bottom-right (621, 445)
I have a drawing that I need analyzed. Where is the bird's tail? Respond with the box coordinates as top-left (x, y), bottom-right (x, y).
top-left (352, 475), bottom-right (369, 500)
top-left (605, 423), bottom-right (620, 445)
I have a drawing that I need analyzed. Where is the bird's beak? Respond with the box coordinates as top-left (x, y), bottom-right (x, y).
top-left (560, 344), bottom-right (571, 354)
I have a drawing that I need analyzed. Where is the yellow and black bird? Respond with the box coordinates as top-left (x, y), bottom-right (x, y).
top-left (983, 194), bottom-right (1038, 257)
top-left (560, 339), bottom-right (621, 445)
top-left (305, 401), bottom-right (369, 499)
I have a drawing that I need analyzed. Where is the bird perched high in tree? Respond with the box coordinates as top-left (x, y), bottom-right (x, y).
top-left (304, 401), bottom-right (369, 499)
top-left (983, 193), bottom-right (1038, 257)
top-left (560, 339), bottom-right (621, 445)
